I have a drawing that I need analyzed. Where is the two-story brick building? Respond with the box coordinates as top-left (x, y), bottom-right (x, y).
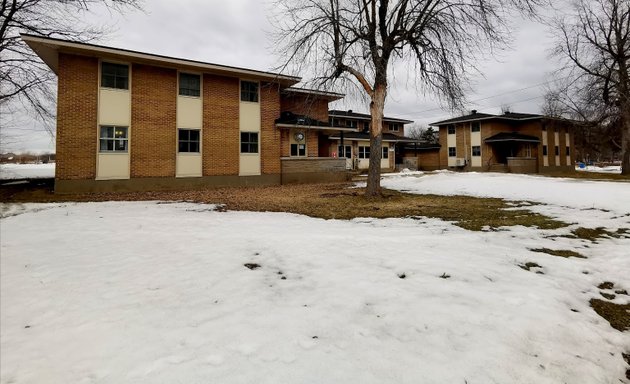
top-left (326, 110), bottom-right (414, 170)
top-left (22, 34), bottom-right (413, 192)
top-left (420, 111), bottom-right (576, 173)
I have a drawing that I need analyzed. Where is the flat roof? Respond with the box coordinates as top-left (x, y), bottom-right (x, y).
top-left (21, 34), bottom-right (301, 86)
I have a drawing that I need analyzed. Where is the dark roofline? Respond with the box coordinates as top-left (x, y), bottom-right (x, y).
top-left (283, 87), bottom-right (345, 100)
top-left (328, 132), bottom-right (418, 143)
top-left (328, 109), bottom-right (413, 124)
top-left (484, 132), bottom-right (541, 143)
top-left (21, 33), bottom-right (301, 84)
top-left (430, 111), bottom-right (546, 126)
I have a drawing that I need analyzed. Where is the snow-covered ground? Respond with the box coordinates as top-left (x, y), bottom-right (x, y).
top-left (1, 174), bottom-right (629, 383)
top-left (381, 171), bottom-right (630, 226)
top-left (0, 163), bottom-right (55, 179)
top-left (576, 165), bottom-right (622, 174)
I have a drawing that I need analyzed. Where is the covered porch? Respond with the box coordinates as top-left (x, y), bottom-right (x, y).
top-left (275, 112), bottom-right (355, 183)
top-left (485, 132), bottom-right (540, 174)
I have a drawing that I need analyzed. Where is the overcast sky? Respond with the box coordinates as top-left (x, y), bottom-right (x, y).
top-left (4, 0), bottom-right (568, 153)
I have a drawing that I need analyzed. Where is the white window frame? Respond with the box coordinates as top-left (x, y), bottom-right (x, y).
top-left (99, 126), bottom-right (128, 153)
top-left (358, 146), bottom-right (370, 159)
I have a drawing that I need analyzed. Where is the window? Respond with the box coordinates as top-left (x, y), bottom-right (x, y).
top-left (99, 126), bottom-right (128, 152)
top-left (290, 143), bottom-right (306, 157)
top-left (338, 145), bottom-right (351, 158)
top-left (363, 122), bottom-right (370, 132)
top-left (358, 146), bottom-right (370, 159)
top-left (472, 146), bottom-right (481, 156)
top-left (101, 62), bottom-right (129, 90)
top-left (448, 147), bottom-right (456, 157)
top-left (390, 123), bottom-right (400, 132)
top-left (382, 146), bottom-right (389, 159)
top-left (447, 125), bottom-right (456, 134)
top-left (178, 129), bottom-right (200, 153)
top-left (240, 132), bottom-right (259, 153)
top-left (471, 122), bottom-right (480, 132)
top-left (241, 81), bottom-right (259, 102)
top-left (179, 73), bottom-right (200, 97)
top-left (543, 145), bottom-right (548, 156)
top-left (554, 146), bottom-right (559, 156)
top-left (566, 146), bottom-right (570, 156)
top-left (346, 120), bottom-right (357, 128)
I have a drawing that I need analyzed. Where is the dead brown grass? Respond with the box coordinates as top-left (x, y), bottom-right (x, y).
top-left (530, 248), bottom-right (587, 259)
top-left (566, 227), bottom-right (630, 242)
top-left (546, 170), bottom-right (630, 181)
top-left (0, 182), bottom-right (567, 231)
top-left (590, 299), bottom-right (630, 332)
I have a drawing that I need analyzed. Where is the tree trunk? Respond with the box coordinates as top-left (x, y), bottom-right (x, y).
top-left (621, 101), bottom-right (630, 176)
top-left (366, 83), bottom-right (387, 197)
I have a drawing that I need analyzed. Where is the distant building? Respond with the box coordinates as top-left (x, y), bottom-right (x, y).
top-left (416, 111), bottom-right (576, 173)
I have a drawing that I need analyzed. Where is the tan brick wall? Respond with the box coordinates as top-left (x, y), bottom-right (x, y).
top-left (280, 94), bottom-right (329, 122)
top-left (56, 53), bottom-right (98, 180)
top-left (130, 64), bottom-right (177, 177)
top-left (260, 82), bottom-right (281, 174)
top-left (280, 130), bottom-right (291, 157)
top-left (418, 150), bottom-right (441, 169)
top-left (56, 57), bottom-right (324, 185)
top-left (203, 74), bottom-right (239, 175)
top-left (438, 126), bottom-right (448, 167)
top-left (307, 130), bottom-right (319, 157)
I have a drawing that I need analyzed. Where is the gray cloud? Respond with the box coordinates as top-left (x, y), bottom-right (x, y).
top-left (4, 0), bottom-right (568, 152)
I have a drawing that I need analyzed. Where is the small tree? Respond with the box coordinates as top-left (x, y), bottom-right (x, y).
top-left (0, 0), bottom-right (143, 135)
top-left (274, 0), bottom-right (544, 196)
top-left (553, 0), bottom-right (629, 174)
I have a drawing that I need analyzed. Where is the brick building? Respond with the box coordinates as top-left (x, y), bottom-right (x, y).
top-left (418, 111), bottom-right (576, 173)
top-left (23, 34), bottom-right (414, 193)
top-left (325, 110), bottom-right (414, 171)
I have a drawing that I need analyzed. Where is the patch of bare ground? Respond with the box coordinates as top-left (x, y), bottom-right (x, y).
top-left (518, 262), bottom-right (544, 273)
top-left (565, 227), bottom-right (630, 242)
top-left (529, 248), bottom-right (587, 259)
top-left (590, 299), bottom-right (630, 332)
top-left (590, 281), bottom-right (630, 333)
top-left (546, 170), bottom-right (630, 181)
top-left (0, 182), bottom-right (567, 231)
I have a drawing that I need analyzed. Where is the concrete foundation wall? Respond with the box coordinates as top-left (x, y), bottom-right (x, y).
top-left (507, 157), bottom-right (537, 174)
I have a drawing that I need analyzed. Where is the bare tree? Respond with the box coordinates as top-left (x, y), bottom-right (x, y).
top-left (553, 0), bottom-right (629, 175)
top-left (407, 123), bottom-right (438, 143)
top-left (274, 0), bottom-right (544, 196)
top-left (406, 122), bottom-right (427, 140)
top-left (0, 0), bottom-right (142, 136)
top-left (541, 81), bottom-right (623, 163)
